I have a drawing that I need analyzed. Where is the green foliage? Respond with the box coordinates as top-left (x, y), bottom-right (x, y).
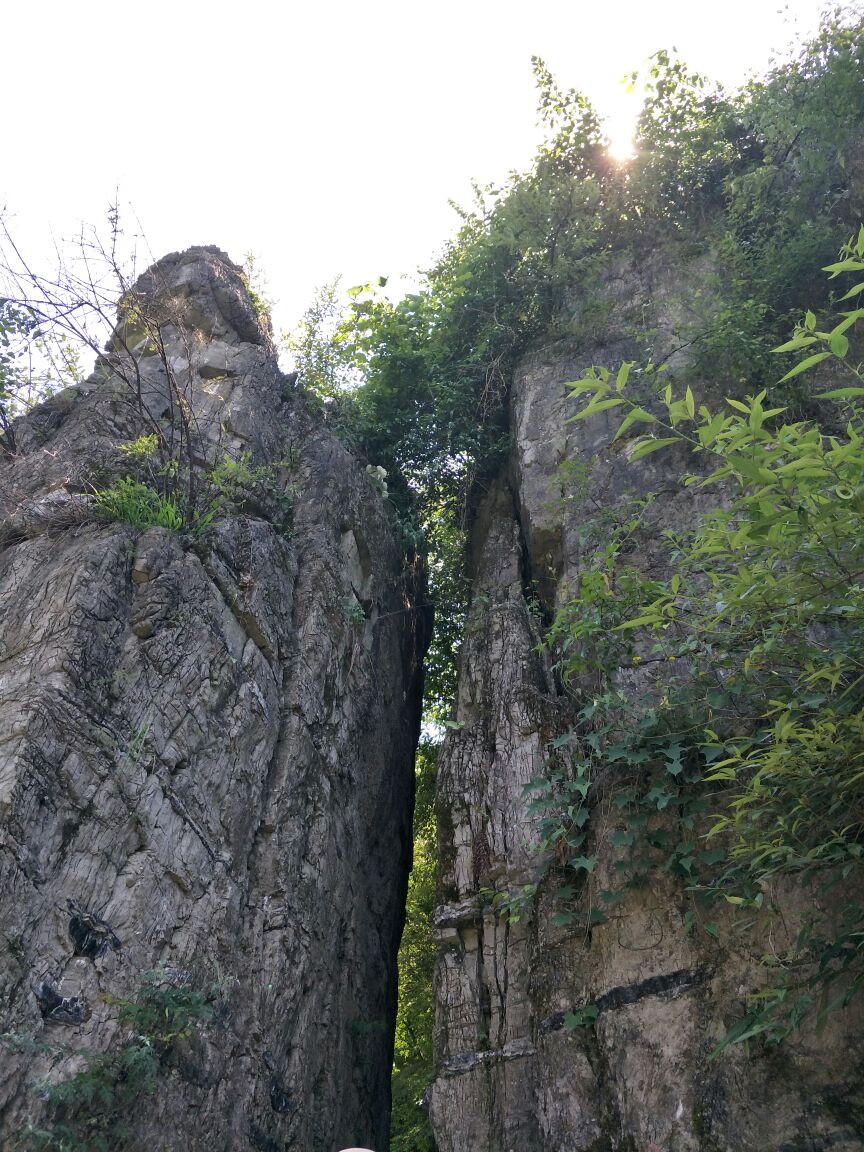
top-left (341, 596), bottom-right (366, 627)
top-left (630, 50), bottom-right (743, 228)
top-left (241, 253), bottom-right (275, 327)
top-left (27, 1043), bottom-right (159, 1152)
top-left (0, 299), bottom-right (40, 449)
top-left (482, 881), bottom-right (538, 925)
top-left (0, 298), bottom-right (82, 452)
top-left (365, 463), bottom-right (389, 498)
top-left (92, 450), bottom-right (295, 537)
top-left (419, 512), bottom-right (469, 723)
top-left (93, 477), bottom-right (185, 531)
top-left (338, 55), bottom-right (610, 511)
top-left (285, 10), bottom-right (864, 727)
top-left (283, 53), bottom-right (618, 728)
top-left (390, 744), bottom-right (437, 1152)
top-left (207, 450), bottom-right (295, 530)
top-left (111, 973), bottom-right (213, 1051)
top-left (563, 1003), bottom-right (599, 1030)
top-left (625, 9), bottom-right (864, 397)
top-left (118, 434), bottom-right (160, 462)
top-left (25, 974), bottom-right (213, 1152)
top-left (284, 278), bottom-right (363, 400)
top-left (555, 232), bottom-right (864, 1044)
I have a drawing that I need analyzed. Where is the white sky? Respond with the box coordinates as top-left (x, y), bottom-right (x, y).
top-left (2, 0), bottom-right (836, 335)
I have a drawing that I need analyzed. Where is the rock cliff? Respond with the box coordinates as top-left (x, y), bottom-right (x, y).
top-left (0, 248), bottom-right (426, 1152)
top-left (428, 253), bottom-right (864, 1150)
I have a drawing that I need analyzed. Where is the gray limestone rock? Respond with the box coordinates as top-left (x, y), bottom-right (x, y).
top-left (428, 251), bottom-right (864, 1150)
top-left (0, 248), bottom-right (425, 1152)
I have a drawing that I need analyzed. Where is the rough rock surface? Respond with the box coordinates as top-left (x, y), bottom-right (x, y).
top-left (0, 248), bottom-right (426, 1152)
top-left (428, 257), bottom-right (864, 1150)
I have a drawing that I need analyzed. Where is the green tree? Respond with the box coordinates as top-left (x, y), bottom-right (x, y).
top-left (0, 298), bottom-right (81, 453)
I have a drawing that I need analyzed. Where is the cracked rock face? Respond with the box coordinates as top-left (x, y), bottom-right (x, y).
top-left (0, 248), bottom-right (425, 1152)
top-left (428, 253), bottom-right (864, 1150)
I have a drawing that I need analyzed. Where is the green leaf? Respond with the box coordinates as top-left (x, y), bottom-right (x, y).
top-left (644, 783), bottom-right (675, 810)
top-left (567, 397), bottom-right (625, 422)
top-left (617, 612), bottom-right (663, 631)
top-left (566, 378), bottom-right (609, 396)
top-left (610, 829), bottom-right (636, 847)
top-left (613, 406), bottom-right (655, 440)
top-left (613, 789), bottom-right (638, 808)
top-left (833, 308), bottom-right (864, 334)
top-left (725, 397), bottom-right (751, 414)
top-left (777, 351), bottom-right (831, 383)
top-left (615, 361), bottom-right (634, 390)
top-left (697, 412), bottom-right (728, 448)
top-left (819, 387), bottom-right (864, 399)
top-left (563, 1004), bottom-right (599, 1029)
top-left (829, 331), bottom-right (850, 357)
top-left (551, 732), bottom-right (574, 749)
top-left (772, 335), bottom-right (817, 353)
top-left (698, 847), bottom-right (727, 867)
top-left (823, 258), bottom-right (864, 275)
top-left (627, 437), bottom-right (680, 461)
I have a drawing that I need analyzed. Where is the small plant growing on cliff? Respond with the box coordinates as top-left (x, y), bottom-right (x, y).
top-left (341, 596), bottom-right (366, 627)
top-left (206, 450), bottom-right (295, 533)
top-left (111, 972), bottom-right (213, 1050)
top-left (118, 433), bottom-right (160, 463)
top-left (91, 449), bottom-right (295, 537)
top-left (93, 477), bottom-right (185, 532)
top-left (25, 973), bottom-right (214, 1152)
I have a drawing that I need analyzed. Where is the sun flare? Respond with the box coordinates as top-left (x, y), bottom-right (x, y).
top-left (605, 109), bottom-right (638, 162)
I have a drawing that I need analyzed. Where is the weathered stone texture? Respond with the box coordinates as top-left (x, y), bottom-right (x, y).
top-left (0, 248), bottom-right (425, 1152)
top-left (429, 255), bottom-right (864, 1150)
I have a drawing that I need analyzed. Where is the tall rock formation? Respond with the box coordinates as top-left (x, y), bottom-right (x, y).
top-left (0, 249), bottom-right (426, 1152)
top-left (428, 251), bottom-right (864, 1150)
